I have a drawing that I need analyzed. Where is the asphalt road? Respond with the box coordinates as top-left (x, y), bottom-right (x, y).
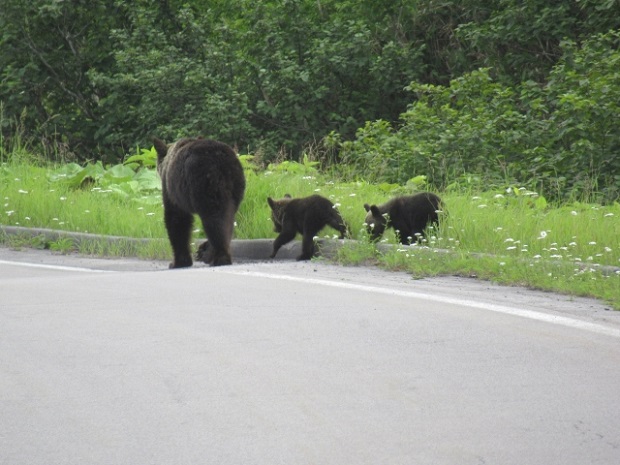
top-left (1, 247), bottom-right (619, 465)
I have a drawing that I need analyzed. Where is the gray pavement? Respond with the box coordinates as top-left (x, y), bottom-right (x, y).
top-left (1, 248), bottom-right (620, 465)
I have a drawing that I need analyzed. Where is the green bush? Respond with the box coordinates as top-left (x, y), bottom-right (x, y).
top-left (336, 31), bottom-right (620, 202)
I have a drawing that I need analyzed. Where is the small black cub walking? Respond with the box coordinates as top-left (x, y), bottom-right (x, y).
top-left (267, 194), bottom-right (349, 260)
top-left (364, 192), bottom-right (442, 244)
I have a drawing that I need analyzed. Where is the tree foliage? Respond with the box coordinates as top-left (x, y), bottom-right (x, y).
top-left (1, 0), bottom-right (619, 199)
top-left (1, 0), bottom-right (426, 160)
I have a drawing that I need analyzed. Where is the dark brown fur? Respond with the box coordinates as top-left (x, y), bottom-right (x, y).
top-left (267, 194), bottom-right (349, 260)
top-left (154, 137), bottom-right (245, 268)
top-left (364, 192), bottom-right (442, 244)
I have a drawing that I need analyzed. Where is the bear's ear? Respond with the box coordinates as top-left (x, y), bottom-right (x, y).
top-left (283, 193), bottom-right (292, 199)
top-left (363, 203), bottom-right (371, 212)
top-left (370, 205), bottom-right (381, 217)
top-left (267, 197), bottom-right (276, 209)
top-left (153, 138), bottom-right (168, 161)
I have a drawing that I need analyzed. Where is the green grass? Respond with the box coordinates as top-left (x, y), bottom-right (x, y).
top-left (1, 154), bottom-right (619, 309)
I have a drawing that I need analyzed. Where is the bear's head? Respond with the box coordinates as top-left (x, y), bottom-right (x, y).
top-left (267, 194), bottom-right (292, 233)
top-left (363, 203), bottom-right (387, 241)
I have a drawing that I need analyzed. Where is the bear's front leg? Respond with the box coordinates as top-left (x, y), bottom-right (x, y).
top-left (270, 230), bottom-right (297, 259)
top-left (196, 240), bottom-right (211, 263)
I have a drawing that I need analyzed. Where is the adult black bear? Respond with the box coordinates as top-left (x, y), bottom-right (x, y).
top-left (154, 137), bottom-right (245, 268)
top-left (363, 192), bottom-right (442, 244)
top-left (267, 194), bottom-right (349, 260)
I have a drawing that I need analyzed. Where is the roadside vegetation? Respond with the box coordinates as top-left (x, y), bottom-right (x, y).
top-left (1, 148), bottom-right (618, 308)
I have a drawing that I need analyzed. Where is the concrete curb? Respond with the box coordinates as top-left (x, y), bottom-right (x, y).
top-left (0, 225), bottom-right (154, 247)
top-left (0, 225), bottom-right (344, 262)
top-left (2, 225), bottom-right (619, 275)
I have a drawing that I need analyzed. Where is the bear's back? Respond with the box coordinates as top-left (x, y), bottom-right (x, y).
top-left (285, 195), bottom-right (337, 230)
top-left (163, 138), bottom-right (245, 212)
top-left (386, 193), bottom-right (440, 229)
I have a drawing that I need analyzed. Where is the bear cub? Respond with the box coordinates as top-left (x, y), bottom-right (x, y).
top-left (267, 194), bottom-right (349, 260)
top-left (154, 137), bottom-right (245, 268)
top-left (364, 192), bottom-right (442, 244)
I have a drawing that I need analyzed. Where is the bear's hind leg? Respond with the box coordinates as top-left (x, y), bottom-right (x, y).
top-left (164, 206), bottom-right (194, 269)
top-left (198, 204), bottom-right (235, 266)
top-left (329, 217), bottom-right (350, 239)
top-left (298, 227), bottom-right (320, 261)
top-left (328, 214), bottom-right (349, 239)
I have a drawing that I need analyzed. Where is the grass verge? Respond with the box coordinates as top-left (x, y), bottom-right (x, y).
top-left (1, 156), bottom-right (619, 309)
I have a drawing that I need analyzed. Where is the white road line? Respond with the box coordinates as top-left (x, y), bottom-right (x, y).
top-left (219, 269), bottom-right (620, 339)
top-left (0, 259), bottom-right (113, 273)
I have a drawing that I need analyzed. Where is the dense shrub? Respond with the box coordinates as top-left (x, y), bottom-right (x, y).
top-left (336, 31), bottom-right (620, 202)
